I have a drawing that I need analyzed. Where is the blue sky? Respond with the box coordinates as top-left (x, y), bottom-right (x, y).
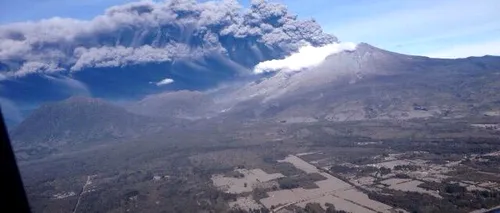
top-left (1, 0), bottom-right (499, 58)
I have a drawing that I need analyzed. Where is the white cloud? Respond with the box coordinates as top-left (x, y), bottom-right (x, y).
top-left (423, 40), bottom-right (500, 59)
top-left (156, 78), bottom-right (174, 86)
top-left (43, 75), bottom-right (91, 96)
top-left (254, 42), bottom-right (357, 73)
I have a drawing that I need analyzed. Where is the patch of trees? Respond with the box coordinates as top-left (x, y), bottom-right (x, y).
top-left (273, 162), bottom-right (306, 176)
top-left (394, 173), bottom-right (411, 179)
top-left (379, 167), bottom-right (392, 176)
top-left (462, 156), bottom-right (500, 173)
top-left (394, 165), bottom-right (421, 171)
top-left (291, 203), bottom-right (350, 213)
top-left (359, 166), bottom-right (379, 175)
top-left (351, 156), bottom-right (377, 165)
top-left (229, 208), bottom-right (270, 213)
top-left (330, 165), bottom-right (356, 174)
top-left (249, 208), bottom-right (270, 213)
top-left (278, 177), bottom-right (300, 189)
top-left (368, 185), bottom-right (500, 213)
top-left (368, 190), bottom-right (464, 213)
top-left (277, 173), bottom-right (326, 190)
top-left (385, 137), bottom-right (500, 156)
top-left (417, 181), bottom-right (441, 191)
top-left (325, 203), bottom-right (349, 213)
top-left (252, 187), bottom-right (270, 200)
top-left (304, 203), bottom-right (325, 213)
top-left (225, 170), bottom-right (245, 178)
top-left (444, 183), bottom-right (467, 194)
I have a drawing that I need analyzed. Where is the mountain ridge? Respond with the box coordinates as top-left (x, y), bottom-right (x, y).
top-left (11, 96), bottom-right (179, 148)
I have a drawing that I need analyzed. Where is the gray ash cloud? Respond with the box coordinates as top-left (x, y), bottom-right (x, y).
top-left (0, 0), bottom-right (337, 77)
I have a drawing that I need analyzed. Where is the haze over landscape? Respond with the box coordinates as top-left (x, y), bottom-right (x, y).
top-left (2, 1), bottom-right (500, 213)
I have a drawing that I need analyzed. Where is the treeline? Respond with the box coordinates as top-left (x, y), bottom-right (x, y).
top-left (384, 137), bottom-right (500, 156)
top-left (282, 203), bottom-right (350, 213)
top-left (277, 173), bottom-right (326, 190)
top-left (368, 183), bottom-right (500, 213)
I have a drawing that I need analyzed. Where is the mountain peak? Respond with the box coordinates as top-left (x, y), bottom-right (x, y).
top-left (354, 43), bottom-right (386, 54)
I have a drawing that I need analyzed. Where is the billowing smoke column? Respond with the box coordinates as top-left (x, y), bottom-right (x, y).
top-left (254, 42), bottom-right (357, 73)
top-left (0, 0), bottom-right (337, 78)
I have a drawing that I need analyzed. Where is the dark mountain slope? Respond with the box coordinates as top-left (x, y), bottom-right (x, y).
top-left (11, 97), bottom-right (174, 147)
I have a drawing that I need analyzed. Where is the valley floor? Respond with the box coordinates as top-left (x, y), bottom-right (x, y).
top-left (17, 117), bottom-right (500, 213)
